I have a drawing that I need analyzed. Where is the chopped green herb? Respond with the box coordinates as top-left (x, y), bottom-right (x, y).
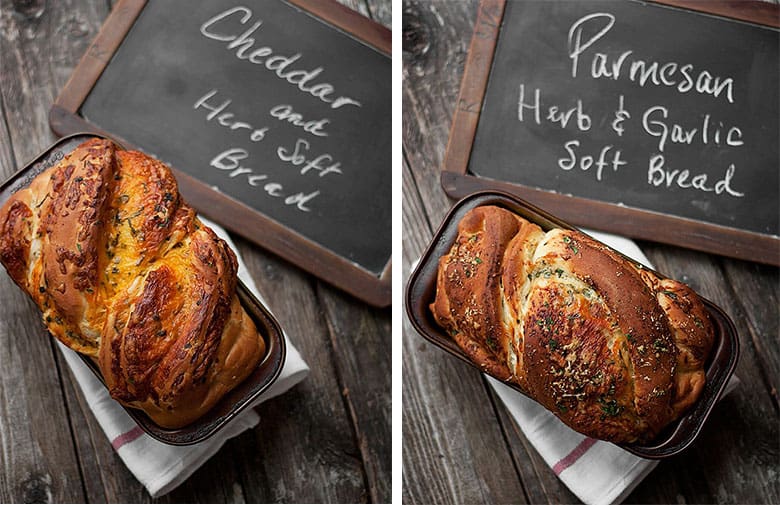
top-left (653, 338), bottom-right (668, 352)
top-left (662, 290), bottom-right (678, 300)
top-left (548, 338), bottom-right (559, 350)
top-left (626, 332), bottom-right (634, 343)
top-left (599, 398), bottom-right (621, 417)
top-left (563, 236), bottom-right (571, 243)
top-left (474, 257), bottom-right (482, 264)
top-left (76, 243), bottom-right (82, 253)
top-left (556, 402), bottom-right (568, 413)
top-left (555, 268), bottom-right (564, 277)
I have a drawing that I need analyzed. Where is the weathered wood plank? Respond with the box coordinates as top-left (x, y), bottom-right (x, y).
top-left (61, 360), bottom-right (160, 503)
top-left (233, 238), bottom-right (369, 504)
top-left (402, 157), bottom-right (529, 505)
top-left (402, 2), bottom-right (562, 503)
top-left (721, 258), bottom-right (779, 410)
top-left (0, 276), bottom-right (86, 503)
top-left (365, 0), bottom-right (392, 26)
top-left (318, 286), bottom-right (392, 503)
top-left (0, 0), bottom-right (106, 163)
top-left (0, 0), bottom-right (110, 502)
top-left (402, 0), bottom-right (477, 224)
top-left (0, 97), bottom-right (15, 176)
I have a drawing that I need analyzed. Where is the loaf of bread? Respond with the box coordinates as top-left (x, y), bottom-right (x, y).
top-left (430, 205), bottom-right (714, 443)
top-left (0, 138), bottom-right (265, 428)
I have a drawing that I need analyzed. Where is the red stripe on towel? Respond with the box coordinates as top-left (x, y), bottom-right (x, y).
top-left (111, 426), bottom-right (144, 450)
top-left (552, 437), bottom-right (598, 475)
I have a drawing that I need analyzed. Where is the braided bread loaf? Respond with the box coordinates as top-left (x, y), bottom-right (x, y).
top-left (431, 205), bottom-right (714, 443)
top-left (0, 138), bottom-right (265, 428)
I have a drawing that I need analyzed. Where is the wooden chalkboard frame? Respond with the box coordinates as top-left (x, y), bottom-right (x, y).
top-left (441, 0), bottom-right (780, 266)
top-left (49, 0), bottom-right (392, 307)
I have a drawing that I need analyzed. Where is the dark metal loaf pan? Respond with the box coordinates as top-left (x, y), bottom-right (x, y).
top-left (405, 190), bottom-right (740, 459)
top-left (0, 133), bottom-right (286, 445)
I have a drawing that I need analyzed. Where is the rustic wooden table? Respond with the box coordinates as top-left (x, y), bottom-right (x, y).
top-left (0, 0), bottom-right (390, 502)
top-left (402, 1), bottom-right (779, 504)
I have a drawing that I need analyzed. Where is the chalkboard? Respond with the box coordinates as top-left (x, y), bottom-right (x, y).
top-left (442, 0), bottom-right (780, 265)
top-left (51, 0), bottom-right (391, 306)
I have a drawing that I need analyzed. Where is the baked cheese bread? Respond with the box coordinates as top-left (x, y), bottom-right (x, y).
top-left (0, 138), bottom-right (265, 428)
top-left (430, 205), bottom-right (714, 443)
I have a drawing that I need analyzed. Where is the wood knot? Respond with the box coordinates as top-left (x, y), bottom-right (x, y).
top-left (402, 4), bottom-right (431, 63)
top-left (18, 473), bottom-right (52, 503)
top-left (63, 13), bottom-right (90, 39)
top-left (263, 262), bottom-right (281, 282)
top-left (11, 0), bottom-right (45, 21)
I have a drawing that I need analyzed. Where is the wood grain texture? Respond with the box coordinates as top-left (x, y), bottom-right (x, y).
top-left (234, 238), bottom-right (369, 504)
top-left (0, 0), bottom-right (390, 502)
top-left (402, 0), bottom-right (780, 504)
top-left (403, 158), bottom-right (530, 505)
top-left (0, 0), bottom-right (107, 502)
top-left (402, 0), bottom-right (477, 225)
top-left (318, 286), bottom-right (392, 502)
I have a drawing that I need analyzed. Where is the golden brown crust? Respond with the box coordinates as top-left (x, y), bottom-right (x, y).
top-left (430, 205), bottom-right (714, 443)
top-left (0, 138), bottom-right (265, 428)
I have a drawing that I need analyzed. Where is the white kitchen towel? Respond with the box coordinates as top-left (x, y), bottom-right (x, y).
top-left (487, 230), bottom-right (739, 505)
top-left (56, 217), bottom-right (309, 497)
